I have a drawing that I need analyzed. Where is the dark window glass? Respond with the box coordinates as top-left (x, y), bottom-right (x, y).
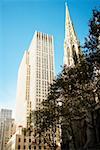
top-left (24, 145), bottom-right (26, 149)
top-left (35, 139), bottom-right (36, 143)
top-left (39, 139), bottom-right (41, 144)
top-left (24, 138), bottom-right (26, 142)
top-left (29, 139), bottom-right (31, 142)
top-left (29, 145), bottom-right (31, 149)
top-left (18, 138), bottom-right (21, 142)
top-left (18, 145), bottom-right (20, 149)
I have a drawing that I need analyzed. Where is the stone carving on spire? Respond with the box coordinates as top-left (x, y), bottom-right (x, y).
top-left (64, 3), bottom-right (81, 67)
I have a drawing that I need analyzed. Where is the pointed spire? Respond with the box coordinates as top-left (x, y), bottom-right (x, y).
top-left (64, 3), bottom-right (81, 67)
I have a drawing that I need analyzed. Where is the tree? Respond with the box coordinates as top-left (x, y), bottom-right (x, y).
top-left (83, 8), bottom-right (100, 147)
top-left (33, 8), bottom-right (100, 150)
top-left (84, 8), bottom-right (100, 74)
top-left (84, 8), bottom-right (100, 55)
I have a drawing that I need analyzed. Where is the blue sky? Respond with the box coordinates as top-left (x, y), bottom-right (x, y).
top-left (0, 0), bottom-right (100, 116)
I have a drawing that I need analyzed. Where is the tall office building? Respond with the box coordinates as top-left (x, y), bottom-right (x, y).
top-left (16, 31), bottom-right (55, 127)
top-left (0, 109), bottom-right (16, 150)
top-left (64, 3), bottom-right (81, 66)
top-left (0, 109), bottom-right (12, 120)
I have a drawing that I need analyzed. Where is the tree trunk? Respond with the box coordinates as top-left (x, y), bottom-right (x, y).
top-left (91, 111), bottom-right (97, 144)
top-left (70, 121), bottom-right (77, 150)
top-left (51, 124), bottom-right (56, 150)
top-left (61, 124), bottom-right (70, 150)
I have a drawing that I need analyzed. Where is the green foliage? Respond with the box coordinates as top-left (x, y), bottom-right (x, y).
top-left (33, 8), bottom-right (100, 149)
top-left (84, 8), bottom-right (100, 64)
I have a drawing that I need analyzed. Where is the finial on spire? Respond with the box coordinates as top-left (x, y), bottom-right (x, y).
top-left (65, 2), bottom-right (67, 6)
top-left (65, 1), bottom-right (70, 19)
top-left (65, 0), bottom-right (69, 7)
top-left (64, 1), bottom-right (81, 67)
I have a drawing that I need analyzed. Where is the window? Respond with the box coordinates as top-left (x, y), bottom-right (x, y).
top-left (34, 146), bottom-right (36, 149)
top-left (29, 145), bottom-right (31, 149)
top-left (39, 146), bottom-right (41, 149)
top-left (29, 139), bottom-right (31, 142)
top-left (18, 145), bottom-right (20, 149)
top-left (24, 139), bottom-right (26, 142)
top-left (39, 139), bottom-right (41, 144)
top-left (24, 145), bottom-right (26, 149)
top-left (18, 138), bottom-right (21, 142)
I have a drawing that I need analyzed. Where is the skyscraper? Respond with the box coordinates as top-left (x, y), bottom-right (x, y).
top-left (64, 3), bottom-right (81, 67)
top-left (0, 109), bottom-right (12, 120)
top-left (0, 109), bottom-right (16, 150)
top-left (16, 31), bottom-right (55, 127)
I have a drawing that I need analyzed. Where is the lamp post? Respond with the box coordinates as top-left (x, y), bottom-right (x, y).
top-left (57, 100), bottom-right (70, 150)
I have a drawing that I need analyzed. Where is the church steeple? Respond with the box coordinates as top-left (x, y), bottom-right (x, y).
top-left (64, 3), bottom-right (81, 67)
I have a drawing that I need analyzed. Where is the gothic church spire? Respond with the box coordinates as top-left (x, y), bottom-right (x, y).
top-left (64, 3), bottom-right (81, 66)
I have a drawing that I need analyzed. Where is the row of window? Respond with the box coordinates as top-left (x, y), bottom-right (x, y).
top-left (18, 144), bottom-right (47, 150)
top-left (18, 138), bottom-right (31, 143)
top-left (37, 46), bottom-right (51, 52)
top-left (37, 38), bottom-right (52, 45)
top-left (18, 145), bottom-right (31, 149)
top-left (37, 46), bottom-right (53, 54)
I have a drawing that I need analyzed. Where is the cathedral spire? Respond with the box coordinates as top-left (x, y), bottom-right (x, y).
top-left (64, 3), bottom-right (81, 67)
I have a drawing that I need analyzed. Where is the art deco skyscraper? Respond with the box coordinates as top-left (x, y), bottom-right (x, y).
top-left (64, 3), bottom-right (81, 66)
top-left (16, 31), bottom-right (55, 127)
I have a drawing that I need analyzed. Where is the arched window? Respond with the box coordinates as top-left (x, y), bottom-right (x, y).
top-left (72, 45), bottom-right (78, 65)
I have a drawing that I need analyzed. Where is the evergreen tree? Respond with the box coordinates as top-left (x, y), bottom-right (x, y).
top-left (33, 8), bottom-right (100, 150)
top-left (84, 8), bottom-right (100, 66)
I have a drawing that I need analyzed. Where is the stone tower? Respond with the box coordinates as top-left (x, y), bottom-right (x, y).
top-left (64, 3), bottom-right (81, 67)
